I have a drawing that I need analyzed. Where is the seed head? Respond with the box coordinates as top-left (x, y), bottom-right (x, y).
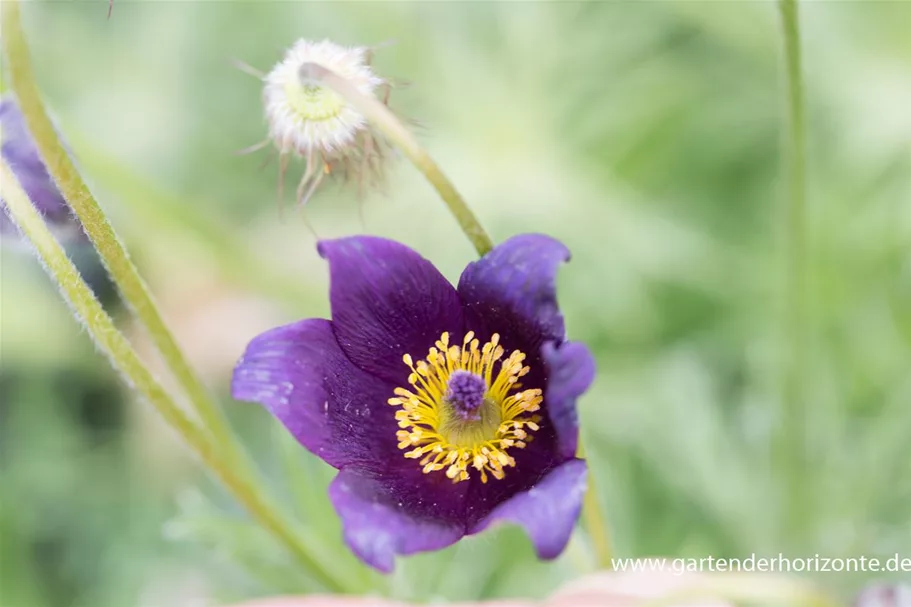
top-left (256, 39), bottom-right (390, 207)
top-left (264, 39), bottom-right (382, 158)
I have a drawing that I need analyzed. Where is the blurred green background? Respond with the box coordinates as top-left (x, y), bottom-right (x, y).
top-left (1, 1), bottom-right (910, 606)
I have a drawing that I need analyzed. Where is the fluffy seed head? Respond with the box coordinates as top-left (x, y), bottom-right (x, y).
top-left (263, 39), bottom-right (383, 158)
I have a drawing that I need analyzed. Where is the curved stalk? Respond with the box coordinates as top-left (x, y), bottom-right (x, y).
top-left (1, 0), bottom-right (235, 456)
top-left (299, 62), bottom-right (494, 256)
top-left (1, 162), bottom-right (348, 592)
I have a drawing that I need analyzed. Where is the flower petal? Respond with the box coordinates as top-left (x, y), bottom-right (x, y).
top-left (464, 427), bottom-right (561, 527)
top-left (329, 468), bottom-right (465, 572)
top-left (542, 340), bottom-right (597, 460)
top-left (0, 97), bottom-right (75, 237)
top-left (231, 318), bottom-right (398, 469)
top-left (457, 234), bottom-right (570, 353)
top-left (318, 237), bottom-right (464, 384)
top-left (469, 459), bottom-right (587, 560)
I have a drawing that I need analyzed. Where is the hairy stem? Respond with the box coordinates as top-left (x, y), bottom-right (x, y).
top-left (1, 0), bottom-right (235, 457)
top-left (1, 162), bottom-right (348, 592)
top-left (299, 62), bottom-right (494, 256)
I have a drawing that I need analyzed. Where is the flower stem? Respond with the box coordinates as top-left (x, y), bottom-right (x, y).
top-left (1, 0), bottom-right (235, 457)
top-left (577, 440), bottom-right (613, 568)
top-left (778, 0), bottom-right (810, 533)
top-left (1, 161), bottom-right (348, 593)
top-left (65, 132), bottom-right (318, 309)
top-left (299, 62), bottom-right (494, 256)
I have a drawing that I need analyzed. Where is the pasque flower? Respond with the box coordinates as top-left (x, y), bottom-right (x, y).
top-left (232, 234), bottom-right (595, 572)
top-left (0, 97), bottom-right (80, 240)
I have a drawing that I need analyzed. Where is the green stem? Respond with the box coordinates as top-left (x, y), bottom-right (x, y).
top-left (778, 0), bottom-right (809, 534)
top-left (1, 0), bottom-right (234, 456)
top-left (577, 440), bottom-right (613, 568)
top-left (300, 62), bottom-right (494, 256)
top-left (62, 133), bottom-right (318, 310)
top-left (1, 162), bottom-right (347, 593)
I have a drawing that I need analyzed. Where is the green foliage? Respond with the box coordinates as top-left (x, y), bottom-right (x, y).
top-left (1, 1), bottom-right (909, 606)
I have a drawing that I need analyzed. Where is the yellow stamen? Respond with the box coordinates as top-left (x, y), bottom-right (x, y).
top-left (389, 332), bottom-right (543, 484)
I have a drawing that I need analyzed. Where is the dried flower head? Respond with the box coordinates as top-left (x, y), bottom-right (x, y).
top-left (252, 39), bottom-right (391, 206)
top-left (264, 39), bottom-right (380, 158)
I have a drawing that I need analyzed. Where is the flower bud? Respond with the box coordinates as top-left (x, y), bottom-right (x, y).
top-left (1, 97), bottom-right (82, 242)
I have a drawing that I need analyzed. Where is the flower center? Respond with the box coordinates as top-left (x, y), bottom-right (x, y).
top-left (283, 79), bottom-right (346, 122)
top-left (446, 370), bottom-right (487, 420)
top-left (388, 332), bottom-right (543, 484)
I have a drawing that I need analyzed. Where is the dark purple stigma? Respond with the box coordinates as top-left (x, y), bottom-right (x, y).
top-left (446, 370), bottom-right (487, 420)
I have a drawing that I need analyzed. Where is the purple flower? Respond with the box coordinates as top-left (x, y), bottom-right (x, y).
top-left (232, 234), bottom-right (595, 572)
top-left (0, 97), bottom-right (79, 240)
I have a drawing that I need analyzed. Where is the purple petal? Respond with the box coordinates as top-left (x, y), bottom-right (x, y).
top-left (233, 318), bottom-right (470, 526)
top-left (543, 341), bottom-right (596, 460)
top-left (231, 318), bottom-right (398, 469)
top-left (329, 468), bottom-right (465, 572)
top-left (318, 237), bottom-right (465, 384)
top-left (0, 97), bottom-right (76, 237)
top-left (457, 234), bottom-right (570, 354)
top-left (469, 459), bottom-right (587, 560)
top-left (464, 425), bottom-right (562, 527)
top-left (463, 342), bottom-right (594, 524)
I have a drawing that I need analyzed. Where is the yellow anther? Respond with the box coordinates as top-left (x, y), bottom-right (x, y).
top-left (389, 330), bottom-right (544, 484)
